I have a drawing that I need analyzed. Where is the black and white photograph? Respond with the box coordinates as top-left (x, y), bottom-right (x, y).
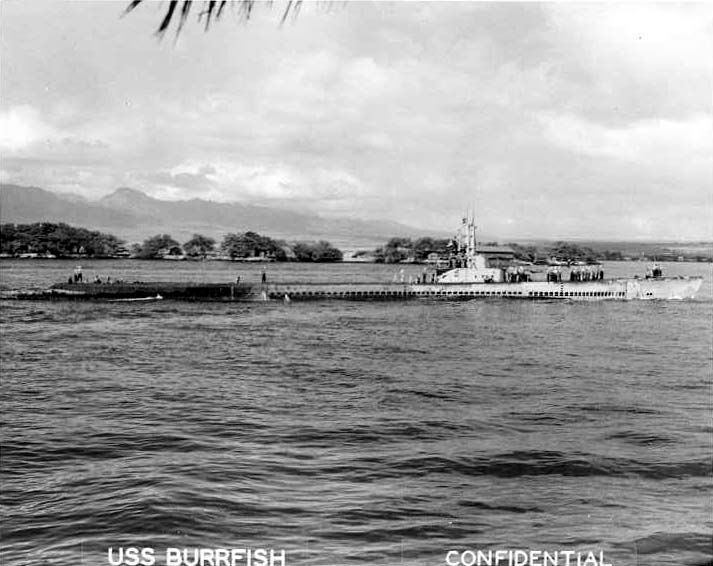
top-left (1, 2), bottom-right (711, 566)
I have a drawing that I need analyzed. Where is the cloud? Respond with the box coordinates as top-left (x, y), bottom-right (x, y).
top-left (134, 160), bottom-right (367, 213)
top-left (0, 2), bottom-right (710, 239)
top-left (538, 112), bottom-right (713, 180)
top-left (0, 104), bottom-right (113, 161)
top-left (0, 105), bottom-right (57, 151)
top-left (548, 4), bottom-right (711, 78)
top-left (544, 3), bottom-right (713, 121)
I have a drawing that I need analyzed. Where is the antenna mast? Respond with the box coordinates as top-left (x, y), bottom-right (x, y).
top-left (466, 204), bottom-right (477, 259)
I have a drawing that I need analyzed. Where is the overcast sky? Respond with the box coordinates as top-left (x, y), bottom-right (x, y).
top-left (1, 1), bottom-right (711, 240)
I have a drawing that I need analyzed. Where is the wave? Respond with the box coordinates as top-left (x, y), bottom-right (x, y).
top-left (381, 451), bottom-right (712, 480)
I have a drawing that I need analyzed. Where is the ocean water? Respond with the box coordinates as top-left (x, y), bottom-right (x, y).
top-left (1, 260), bottom-right (711, 566)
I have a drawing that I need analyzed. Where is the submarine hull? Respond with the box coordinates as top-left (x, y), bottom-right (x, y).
top-left (263, 277), bottom-right (703, 301)
top-left (5, 276), bottom-right (703, 302)
top-left (16, 282), bottom-right (253, 301)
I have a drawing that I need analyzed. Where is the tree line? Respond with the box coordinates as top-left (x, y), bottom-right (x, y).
top-left (134, 231), bottom-right (342, 261)
top-left (0, 223), bottom-right (343, 262)
top-left (371, 237), bottom-right (452, 263)
top-left (1, 223), bottom-right (123, 257)
top-left (368, 238), bottom-right (641, 264)
top-left (4, 222), bottom-right (708, 263)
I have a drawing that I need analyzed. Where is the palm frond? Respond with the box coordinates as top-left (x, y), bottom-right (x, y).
top-left (157, 0), bottom-right (179, 36)
top-left (216, 0), bottom-right (229, 19)
top-left (174, 0), bottom-right (193, 37)
top-left (124, 0), bottom-right (143, 14)
top-left (124, 0), bottom-right (307, 38)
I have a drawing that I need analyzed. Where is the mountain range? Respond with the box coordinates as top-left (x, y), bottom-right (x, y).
top-left (0, 184), bottom-right (443, 248)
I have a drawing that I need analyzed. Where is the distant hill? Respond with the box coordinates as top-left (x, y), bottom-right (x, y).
top-left (0, 185), bottom-right (138, 229)
top-left (0, 184), bottom-right (441, 246)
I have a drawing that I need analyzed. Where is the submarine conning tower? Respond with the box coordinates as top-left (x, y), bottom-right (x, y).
top-left (436, 209), bottom-right (505, 284)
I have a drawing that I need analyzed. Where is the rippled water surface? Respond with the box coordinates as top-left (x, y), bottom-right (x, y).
top-left (1, 260), bottom-right (711, 566)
